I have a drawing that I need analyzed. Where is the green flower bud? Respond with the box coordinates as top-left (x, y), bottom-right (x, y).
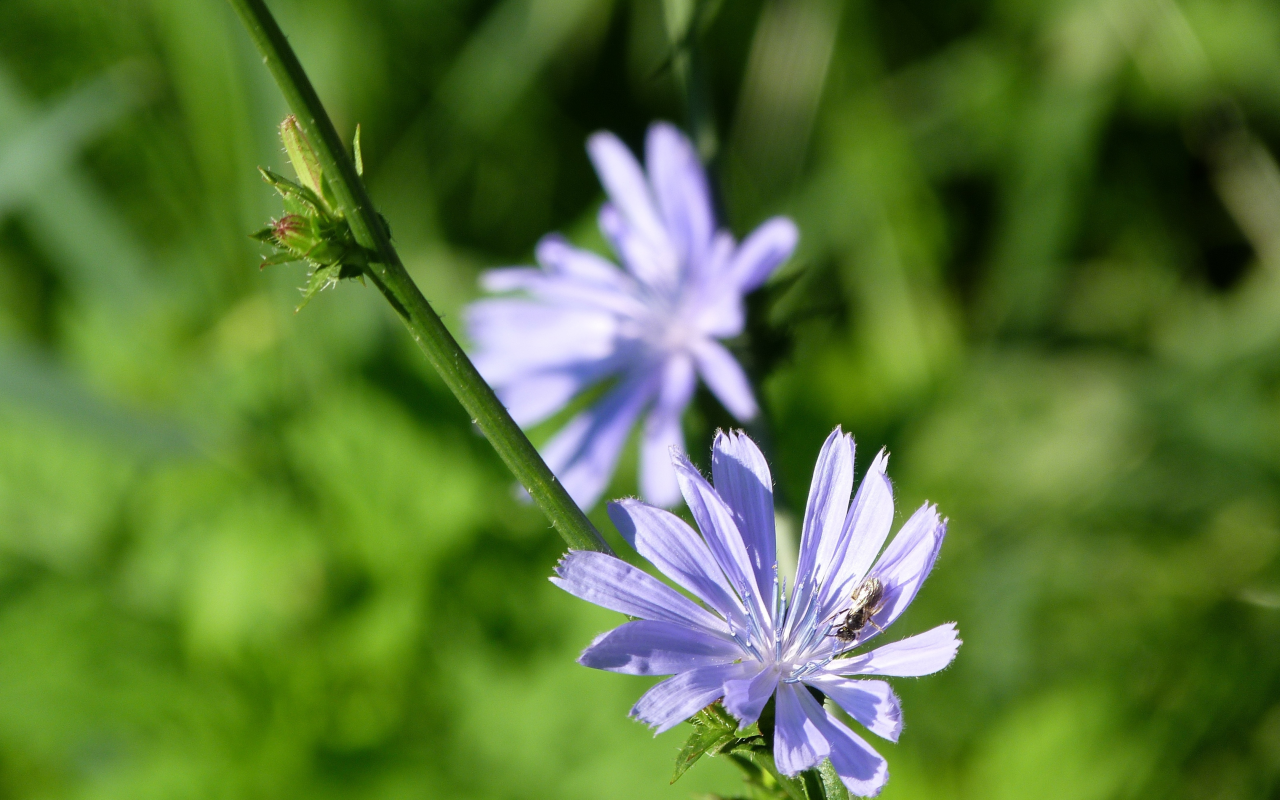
top-left (280, 115), bottom-right (326, 205)
top-left (253, 117), bottom-right (374, 309)
top-left (270, 213), bottom-right (315, 255)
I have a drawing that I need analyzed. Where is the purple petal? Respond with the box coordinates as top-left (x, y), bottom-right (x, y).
top-left (586, 131), bottom-right (668, 253)
top-left (813, 450), bottom-right (894, 622)
top-left (542, 371), bottom-right (658, 509)
top-left (778, 680), bottom-right (890, 793)
top-left (588, 131), bottom-right (680, 292)
top-left (693, 339), bottom-right (759, 422)
top-left (691, 233), bottom-right (745, 338)
top-left (722, 664), bottom-right (779, 728)
top-left (646, 122), bottom-right (714, 270)
top-left (468, 298), bottom-right (616, 354)
top-left (865, 504), bottom-right (947, 635)
top-left (673, 453), bottom-right (772, 628)
top-left (787, 429), bottom-right (855, 640)
top-left (578, 620), bottom-right (744, 675)
top-left (467, 299), bottom-right (618, 385)
top-left (639, 355), bottom-right (696, 506)
top-left (550, 550), bottom-right (730, 636)
top-left (478, 266), bottom-right (542, 292)
top-left (711, 431), bottom-right (776, 606)
top-left (812, 708), bottom-right (889, 797)
top-left (729, 216), bottom-right (799, 293)
top-left (536, 234), bottom-right (634, 289)
top-left (773, 682), bottom-right (829, 775)
top-left (631, 661), bottom-right (757, 734)
top-left (598, 203), bottom-right (681, 292)
top-left (827, 623), bottom-right (961, 678)
top-left (805, 430), bottom-right (856, 573)
top-left (607, 499), bottom-right (743, 623)
top-left (480, 266), bottom-right (647, 318)
top-left (835, 450), bottom-right (894, 587)
top-left (494, 368), bottom-right (603, 427)
top-left (803, 676), bottom-right (902, 742)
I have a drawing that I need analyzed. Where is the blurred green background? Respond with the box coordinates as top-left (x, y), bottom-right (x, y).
top-left (0, 0), bottom-right (1278, 797)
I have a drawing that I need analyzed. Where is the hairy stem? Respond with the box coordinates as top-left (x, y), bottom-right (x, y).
top-left (226, 0), bottom-right (610, 554)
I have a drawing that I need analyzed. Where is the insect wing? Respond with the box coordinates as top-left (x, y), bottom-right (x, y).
top-left (848, 577), bottom-right (883, 612)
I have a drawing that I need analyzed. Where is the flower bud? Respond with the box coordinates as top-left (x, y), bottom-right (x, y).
top-left (280, 115), bottom-right (327, 206)
top-left (270, 213), bottom-right (316, 256)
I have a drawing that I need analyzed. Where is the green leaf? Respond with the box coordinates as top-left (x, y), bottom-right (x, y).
top-left (258, 250), bottom-right (300, 268)
top-left (671, 701), bottom-right (812, 800)
top-left (673, 706), bottom-right (739, 783)
top-left (817, 760), bottom-right (851, 800)
top-left (297, 263), bottom-right (342, 310)
top-left (258, 167), bottom-right (327, 216)
top-left (800, 769), bottom-right (826, 800)
top-left (704, 701), bottom-right (743, 733)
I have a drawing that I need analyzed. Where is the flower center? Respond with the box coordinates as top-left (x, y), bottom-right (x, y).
top-left (632, 288), bottom-right (701, 356)
top-left (656, 315), bottom-right (696, 352)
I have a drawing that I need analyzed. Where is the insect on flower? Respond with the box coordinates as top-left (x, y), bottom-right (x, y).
top-left (830, 576), bottom-right (886, 645)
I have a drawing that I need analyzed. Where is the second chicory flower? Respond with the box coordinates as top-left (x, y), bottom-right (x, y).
top-left (467, 123), bottom-right (798, 509)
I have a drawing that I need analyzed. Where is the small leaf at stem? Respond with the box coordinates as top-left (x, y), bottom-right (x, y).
top-left (705, 702), bottom-right (743, 733)
top-left (297, 263), bottom-right (342, 310)
top-left (673, 706), bottom-right (739, 783)
top-left (258, 167), bottom-right (327, 215)
top-left (258, 251), bottom-right (300, 268)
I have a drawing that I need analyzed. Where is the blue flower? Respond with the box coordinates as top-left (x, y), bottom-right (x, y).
top-left (467, 123), bottom-right (798, 509)
top-left (552, 429), bottom-right (959, 797)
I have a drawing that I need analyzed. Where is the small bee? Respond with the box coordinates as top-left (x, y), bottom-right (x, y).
top-left (829, 577), bottom-right (885, 645)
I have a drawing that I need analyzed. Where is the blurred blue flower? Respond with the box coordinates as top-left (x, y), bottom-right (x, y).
top-left (553, 429), bottom-right (959, 797)
top-left (467, 123), bottom-right (797, 508)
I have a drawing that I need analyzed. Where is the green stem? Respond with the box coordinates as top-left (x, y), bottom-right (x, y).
top-left (679, 49), bottom-right (717, 163)
top-left (226, 0), bottom-right (611, 555)
top-left (662, 0), bottom-right (717, 161)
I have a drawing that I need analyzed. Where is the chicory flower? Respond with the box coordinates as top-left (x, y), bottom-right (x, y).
top-left (467, 123), bottom-right (798, 509)
top-left (552, 429), bottom-right (959, 796)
